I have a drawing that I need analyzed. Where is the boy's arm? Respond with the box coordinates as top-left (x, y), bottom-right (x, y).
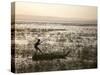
top-left (40, 40), bottom-right (44, 44)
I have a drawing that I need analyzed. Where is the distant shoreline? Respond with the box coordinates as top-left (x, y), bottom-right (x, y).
top-left (11, 21), bottom-right (97, 26)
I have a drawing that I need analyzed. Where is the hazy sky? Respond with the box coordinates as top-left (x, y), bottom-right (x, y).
top-left (15, 2), bottom-right (97, 20)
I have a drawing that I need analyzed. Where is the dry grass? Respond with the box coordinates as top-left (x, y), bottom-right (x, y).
top-left (12, 23), bottom-right (97, 73)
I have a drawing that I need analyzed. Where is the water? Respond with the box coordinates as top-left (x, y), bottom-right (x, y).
top-left (12, 22), bottom-right (97, 73)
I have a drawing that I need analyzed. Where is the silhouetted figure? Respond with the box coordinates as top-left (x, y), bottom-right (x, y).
top-left (34, 39), bottom-right (43, 54)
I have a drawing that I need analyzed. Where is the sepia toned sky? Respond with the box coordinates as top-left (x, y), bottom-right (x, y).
top-left (15, 2), bottom-right (97, 20)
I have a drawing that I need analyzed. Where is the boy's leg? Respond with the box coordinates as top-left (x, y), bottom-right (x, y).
top-left (37, 47), bottom-right (43, 54)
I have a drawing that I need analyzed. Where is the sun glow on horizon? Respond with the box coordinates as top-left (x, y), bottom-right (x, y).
top-left (15, 2), bottom-right (97, 20)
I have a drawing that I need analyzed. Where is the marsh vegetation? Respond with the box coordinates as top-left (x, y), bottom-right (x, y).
top-left (12, 22), bottom-right (97, 73)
